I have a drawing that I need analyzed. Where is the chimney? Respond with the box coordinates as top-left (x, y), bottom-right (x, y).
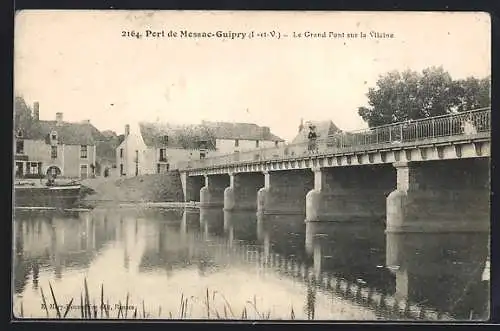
top-left (56, 112), bottom-right (63, 126)
top-left (33, 102), bottom-right (40, 121)
top-left (81, 119), bottom-right (91, 124)
top-left (125, 124), bottom-right (130, 136)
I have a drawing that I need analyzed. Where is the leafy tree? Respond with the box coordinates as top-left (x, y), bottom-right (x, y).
top-left (14, 95), bottom-right (34, 133)
top-left (451, 76), bottom-right (491, 112)
top-left (358, 67), bottom-right (491, 127)
top-left (176, 125), bottom-right (217, 150)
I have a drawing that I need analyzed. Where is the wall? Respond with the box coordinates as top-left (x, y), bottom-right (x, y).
top-left (63, 144), bottom-right (96, 178)
top-left (163, 147), bottom-right (205, 170)
top-left (215, 138), bottom-right (282, 154)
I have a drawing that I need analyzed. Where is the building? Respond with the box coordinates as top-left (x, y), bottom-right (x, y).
top-left (116, 122), bottom-right (215, 177)
top-left (14, 102), bottom-right (99, 179)
top-left (201, 121), bottom-right (285, 154)
top-left (290, 119), bottom-right (341, 144)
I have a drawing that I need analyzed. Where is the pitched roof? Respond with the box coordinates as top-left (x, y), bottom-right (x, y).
top-left (138, 122), bottom-right (216, 149)
top-left (291, 120), bottom-right (341, 144)
top-left (20, 120), bottom-right (101, 145)
top-left (201, 121), bottom-right (284, 141)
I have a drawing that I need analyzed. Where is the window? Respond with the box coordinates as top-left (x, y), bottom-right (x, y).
top-left (30, 162), bottom-right (39, 175)
top-left (157, 163), bottom-right (161, 174)
top-left (159, 148), bottom-right (167, 161)
top-left (120, 148), bottom-right (124, 158)
top-left (162, 135), bottom-right (169, 144)
top-left (80, 145), bottom-right (88, 159)
top-left (51, 146), bottom-right (58, 159)
top-left (234, 139), bottom-right (239, 147)
top-left (275, 141), bottom-right (279, 147)
top-left (16, 129), bottom-right (23, 138)
top-left (51, 131), bottom-right (58, 141)
top-left (200, 151), bottom-right (206, 159)
top-left (16, 140), bottom-right (24, 154)
top-left (256, 140), bottom-right (260, 148)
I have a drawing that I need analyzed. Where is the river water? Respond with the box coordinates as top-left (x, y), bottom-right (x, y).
top-left (12, 206), bottom-right (490, 320)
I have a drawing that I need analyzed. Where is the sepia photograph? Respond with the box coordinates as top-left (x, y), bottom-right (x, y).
top-left (12, 10), bottom-right (491, 321)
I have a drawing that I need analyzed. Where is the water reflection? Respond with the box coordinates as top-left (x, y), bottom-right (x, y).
top-left (304, 220), bottom-right (394, 294)
top-left (13, 207), bottom-right (489, 320)
top-left (256, 212), bottom-right (308, 262)
top-left (386, 232), bottom-right (489, 319)
top-left (13, 210), bottom-right (116, 295)
top-left (200, 208), bottom-right (224, 239)
top-left (224, 210), bottom-right (258, 243)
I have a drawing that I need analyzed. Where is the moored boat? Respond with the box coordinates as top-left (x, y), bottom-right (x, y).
top-left (14, 179), bottom-right (82, 209)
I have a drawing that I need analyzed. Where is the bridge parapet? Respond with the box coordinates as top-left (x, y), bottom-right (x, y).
top-left (178, 108), bottom-right (490, 171)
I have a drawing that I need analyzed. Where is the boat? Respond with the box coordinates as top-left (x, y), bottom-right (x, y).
top-left (14, 178), bottom-right (82, 209)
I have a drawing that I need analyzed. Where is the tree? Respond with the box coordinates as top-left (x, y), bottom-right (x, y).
top-left (358, 67), bottom-right (491, 127)
top-left (176, 125), bottom-right (217, 150)
top-left (451, 76), bottom-right (491, 112)
top-left (14, 95), bottom-right (34, 132)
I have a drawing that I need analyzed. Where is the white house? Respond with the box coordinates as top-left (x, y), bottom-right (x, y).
top-left (116, 122), bottom-right (214, 177)
top-left (201, 121), bottom-right (285, 154)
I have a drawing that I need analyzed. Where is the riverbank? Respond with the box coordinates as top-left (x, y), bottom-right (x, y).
top-left (80, 172), bottom-right (184, 206)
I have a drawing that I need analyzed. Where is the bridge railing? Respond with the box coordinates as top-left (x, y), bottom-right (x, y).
top-left (178, 108), bottom-right (490, 170)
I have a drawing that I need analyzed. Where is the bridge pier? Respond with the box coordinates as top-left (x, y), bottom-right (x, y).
top-left (180, 173), bottom-right (204, 202)
top-left (305, 165), bottom-right (395, 223)
top-left (200, 174), bottom-right (230, 208)
top-left (386, 159), bottom-right (490, 234)
top-left (257, 169), bottom-right (314, 215)
top-left (224, 172), bottom-right (264, 212)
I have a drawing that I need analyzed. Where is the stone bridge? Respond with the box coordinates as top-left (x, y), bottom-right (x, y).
top-left (179, 108), bottom-right (491, 235)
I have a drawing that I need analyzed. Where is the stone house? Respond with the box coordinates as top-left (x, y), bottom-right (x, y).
top-left (14, 103), bottom-right (99, 179)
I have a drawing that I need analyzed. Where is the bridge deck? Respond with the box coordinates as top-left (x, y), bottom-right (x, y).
top-left (179, 108), bottom-right (491, 171)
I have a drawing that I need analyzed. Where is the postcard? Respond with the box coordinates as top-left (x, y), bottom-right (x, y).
top-left (13, 10), bottom-right (491, 321)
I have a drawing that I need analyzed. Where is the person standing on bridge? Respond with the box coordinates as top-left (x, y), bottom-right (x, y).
top-left (308, 125), bottom-right (318, 154)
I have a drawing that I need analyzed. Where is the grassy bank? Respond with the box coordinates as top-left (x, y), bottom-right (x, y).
top-left (17, 280), bottom-right (298, 320)
top-left (81, 172), bottom-right (184, 205)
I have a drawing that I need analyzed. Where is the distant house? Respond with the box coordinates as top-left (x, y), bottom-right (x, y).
top-left (201, 121), bottom-right (285, 154)
top-left (14, 103), bottom-right (99, 179)
top-left (290, 119), bottom-right (341, 145)
top-left (116, 122), bottom-right (215, 177)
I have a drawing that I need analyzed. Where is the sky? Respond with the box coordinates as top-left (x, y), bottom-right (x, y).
top-left (14, 11), bottom-right (491, 141)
